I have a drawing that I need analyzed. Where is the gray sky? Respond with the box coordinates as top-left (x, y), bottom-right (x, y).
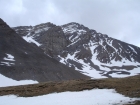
top-left (0, 0), bottom-right (140, 47)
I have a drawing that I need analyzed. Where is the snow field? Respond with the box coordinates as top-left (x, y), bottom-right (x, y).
top-left (0, 74), bottom-right (38, 87)
top-left (0, 89), bottom-right (139, 105)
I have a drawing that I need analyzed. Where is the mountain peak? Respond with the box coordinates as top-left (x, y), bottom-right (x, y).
top-left (13, 21), bottom-right (140, 79)
top-left (34, 22), bottom-right (56, 28)
top-left (63, 22), bottom-right (80, 25)
top-left (62, 22), bottom-right (89, 30)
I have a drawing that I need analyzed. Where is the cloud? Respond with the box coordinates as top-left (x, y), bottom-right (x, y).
top-left (0, 0), bottom-right (140, 47)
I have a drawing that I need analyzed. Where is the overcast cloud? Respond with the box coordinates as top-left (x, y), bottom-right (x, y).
top-left (0, 0), bottom-right (140, 47)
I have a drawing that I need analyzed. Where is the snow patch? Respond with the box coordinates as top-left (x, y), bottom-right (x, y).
top-left (0, 54), bottom-right (15, 66)
top-left (25, 52), bottom-right (28, 54)
top-left (0, 74), bottom-right (38, 87)
top-left (0, 89), bottom-right (139, 105)
top-left (129, 45), bottom-right (137, 54)
top-left (3, 54), bottom-right (15, 61)
top-left (0, 62), bottom-right (15, 66)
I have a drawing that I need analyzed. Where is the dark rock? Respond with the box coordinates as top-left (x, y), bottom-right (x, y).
top-left (0, 18), bottom-right (89, 82)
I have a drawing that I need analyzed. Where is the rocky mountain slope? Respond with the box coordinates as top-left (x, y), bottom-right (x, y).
top-left (13, 22), bottom-right (140, 78)
top-left (0, 18), bottom-right (89, 82)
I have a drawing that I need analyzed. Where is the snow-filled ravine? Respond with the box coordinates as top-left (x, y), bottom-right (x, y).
top-left (23, 36), bottom-right (41, 46)
top-left (0, 89), bottom-right (140, 105)
top-left (0, 74), bottom-right (38, 87)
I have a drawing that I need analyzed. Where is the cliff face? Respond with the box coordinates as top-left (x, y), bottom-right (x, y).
top-left (39, 26), bottom-right (69, 56)
top-left (0, 18), bottom-right (89, 82)
top-left (13, 21), bottom-right (140, 78)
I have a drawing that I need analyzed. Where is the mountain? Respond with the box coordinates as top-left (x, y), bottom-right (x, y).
top-left (13, 22), bottom-right (140, 78)
top-left (0, 18), bottom-right (89, 82)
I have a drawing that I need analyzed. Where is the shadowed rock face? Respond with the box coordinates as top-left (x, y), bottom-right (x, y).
top-left (39, 26), bottom-right (69, 56)
top-left (13, 21), bottom-right (140, 78)
top-left (0, 18), bottom-right (89, 82)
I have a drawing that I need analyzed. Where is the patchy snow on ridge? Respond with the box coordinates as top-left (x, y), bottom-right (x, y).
top-left (34, 27), bottom-right (50, 34)
top-left (0, 89), bottom-right (139, 105)
top-left (58, 45), bottom-right (140, 79)
top-left (62, 24), bottom-right (87, 36)
top-left (0, 74), bottom-right (38, 87)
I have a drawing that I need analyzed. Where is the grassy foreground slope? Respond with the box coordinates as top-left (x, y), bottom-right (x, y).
top-left (0, 75), bottom-right (140, 98)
